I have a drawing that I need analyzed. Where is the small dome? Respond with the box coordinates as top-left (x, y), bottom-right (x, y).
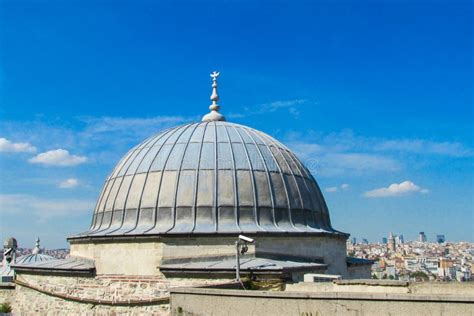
top-left (14, 238), bottom-right (55, 265)
top-left (74, 120), bottom-right (336, 238)
top-left (15, 253), bottom-right (55, 265)
top-left (3, 237), bottom-right (18, 249)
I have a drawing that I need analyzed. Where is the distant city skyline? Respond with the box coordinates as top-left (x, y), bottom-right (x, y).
top-left (351, 232), bottom-right (445, 244)
top-left (1, 1), bottom-right (472, 248)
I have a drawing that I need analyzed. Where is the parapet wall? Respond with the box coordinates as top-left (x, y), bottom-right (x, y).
top-left (170, 281), bottom-right (474, 316)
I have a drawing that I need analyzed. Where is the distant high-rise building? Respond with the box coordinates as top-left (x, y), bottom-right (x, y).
top-left (436, 235), bottom-right (446, 244)
top-left (399, 234), bottom-right (404, 244)
top-left (388, 232), bottom-right (396, 251)
top-left (418, 232), bottom-right (427, 242)
top-left (351, 237), bottom-right (357, 245)
top-left (362, 238), bottom-right (369, 245)
top-left (382, 237), bottom-right (388, 244)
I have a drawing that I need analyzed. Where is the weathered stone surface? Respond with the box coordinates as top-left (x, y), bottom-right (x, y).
top-left (11, 272), bottom-right (232, 315)
top-left (70, 235), bottom-right (350, 277)
top-left (14, 284), bottom-right (169, 316)
top-left (0, 284), bottom-right (15, 305)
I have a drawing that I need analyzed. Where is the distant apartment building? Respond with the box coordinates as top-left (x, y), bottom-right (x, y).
top-left (418, 232), bottom-right (427, 242)
top-left (388, 232), bottom-right (396, 251)
top-left (436, 235), bottom-right (446, 244)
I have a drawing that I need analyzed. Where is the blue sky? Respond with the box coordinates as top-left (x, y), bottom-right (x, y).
top-left (0, 1), bottom-right (472, 248)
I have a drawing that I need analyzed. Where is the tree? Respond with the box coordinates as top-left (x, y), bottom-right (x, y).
top-left (410, 271), bottom-right (429, 281)
top-left (0, 303), bottom-right (12, 313)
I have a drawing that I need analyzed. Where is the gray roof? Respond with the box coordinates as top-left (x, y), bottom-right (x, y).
top-left (160, 257), bottom-right (327, 273)
top-left (1, 253), bottom-right (55, 279)
top-left (12, 257), bottom-right (95, 274)
top-left (15, 253), bottom-right (56, 265)
top-left (71, 121), bottom-right (339, 239)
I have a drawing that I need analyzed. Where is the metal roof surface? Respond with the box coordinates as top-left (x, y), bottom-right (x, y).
top-left (72, 121), bottom-right (338, 238)
top-left (160, 257), bottom-right (327, 272)
top-left (15, 253), bottom-right (56, 265)
top-left (12, 257), bottom-right (95, 273)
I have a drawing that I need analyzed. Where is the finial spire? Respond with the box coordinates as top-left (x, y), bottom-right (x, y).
top-left (202, 71), bottom-right (226, 122)
top-left (32, 237), bottom-right (41, 255)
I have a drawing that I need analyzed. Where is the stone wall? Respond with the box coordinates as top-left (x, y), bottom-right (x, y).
top-left (170, 283), bottom-right (474, 316)
top-left (11, 272), bottom-right (232, 315)
top-left (70, 235), bottom-right (347, 277)
top-left (286, 279), bottom-right (474, 295)
top-left (0, 284), bottom-right (14, 305)
top-left (14, 285), bottom-right (168, 315)
top-left (70, 238), bottom-right (164, 275)
top-left (256, 236), bottom-right (348, 277)
top-left (347, 264), bottom-right (371, 279)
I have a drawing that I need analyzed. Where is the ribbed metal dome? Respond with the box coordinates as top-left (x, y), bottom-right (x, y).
top-left (15, 253), bottom-right (56, 265)
top-left (74, 121), bottom-right (337, 238)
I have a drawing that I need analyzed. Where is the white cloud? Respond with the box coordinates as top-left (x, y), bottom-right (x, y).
top-left (29, 149), bottom-right (87, 167)
top-left (311, 153), bottom-right (400, 176)
top-left (325, 183), bottom-right (350, 193)
top-left (364, 181), bottom-right (429, 198)
top-left (260, 99), bottom-right (307, 113)
top-left (0, 194), bottom-right (94, 221)
top-left (328, 153), bottom-right (399, 171)
top-left (0, 137), bottom-right (36, 153)
top-left (341, 183), bottom-right (350, 190)
top-left (228, 99), bottom-right (309, 119)
top-left (59, 178), bottom-right (79, 189)
top-left (81, 115), bottom-right (192, 135)
top-left (375, 139), bottom-right (472, 157)
top-left (286, 128), bottom-right (471, 178)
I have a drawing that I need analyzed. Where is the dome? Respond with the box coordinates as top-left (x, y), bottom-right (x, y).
top-left (15, 253), bottom-right (55, 265)
top-left (71, 71), bottom-right (341, 239)
top-left (74, 120), bottom-right (336, 238)
top-left (3, 237), bottom-right (17, 249)
top-left (15, 238), bottom-right (55, 265)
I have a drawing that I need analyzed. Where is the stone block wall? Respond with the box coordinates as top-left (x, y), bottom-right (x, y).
top-left (15, 274), bottom-right (169, 302)
top-left (0, 285), bottom-right (14, 305)
top-left (347, 264), bottom-right (372, 279)
top-left (11, 272), bottom-right (232, 315)
top-left (256, 235), bottom-right (348, 277)
top-left (70, 236), bottom-right (251, 276)
top-left (14, 285), bottom-right (168, 315)
top-left (70, 239), bottom-right (164, 275)
top-left (70, 235), bottom-right (348, 277)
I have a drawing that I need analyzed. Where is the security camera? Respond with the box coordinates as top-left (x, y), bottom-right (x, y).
top-left (238, 235), bottom-right (254, 243)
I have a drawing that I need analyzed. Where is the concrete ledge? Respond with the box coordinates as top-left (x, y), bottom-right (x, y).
top-left (170, 287), bottom-right (474, 303)
top-left (0, 283), bottom-right (15, 290)
top-left (334, 279), bottom-right (409, 286)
